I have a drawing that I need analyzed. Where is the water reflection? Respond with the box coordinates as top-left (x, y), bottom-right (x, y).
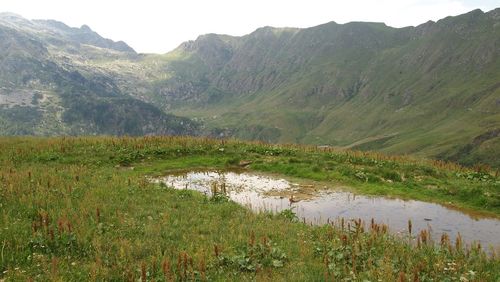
top-left (154, 170), bottom-right (500, 250)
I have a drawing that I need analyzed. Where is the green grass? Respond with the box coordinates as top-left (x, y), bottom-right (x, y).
top-left (0, 136), bottom-right (499, 281)
top-left (158, 10), bottom-right (500, 169)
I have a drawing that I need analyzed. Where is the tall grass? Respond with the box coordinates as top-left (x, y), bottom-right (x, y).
top-left (0, 136), bottom-right (498, 280)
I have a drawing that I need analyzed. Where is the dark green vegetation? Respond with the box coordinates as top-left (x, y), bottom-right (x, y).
top-left (1, 9), bottom-right (499, 168)
top-left (0, 137), bottom-right (499, 280)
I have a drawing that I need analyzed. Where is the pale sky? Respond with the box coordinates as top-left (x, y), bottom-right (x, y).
top-left (1, 0), bottom-right (498, 53)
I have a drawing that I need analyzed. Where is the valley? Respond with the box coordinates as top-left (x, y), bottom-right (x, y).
top-left (1, 9), bottom-right (499, 167)
top-left (1, 4), bottom-right (500, 281)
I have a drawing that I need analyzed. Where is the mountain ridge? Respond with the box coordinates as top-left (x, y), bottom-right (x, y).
top-left (0, 9), bottom-right (499, 167)
top-left (135, 8), bottom-right (499, 167)
top-left (0, 14), bottom-right (197, 136)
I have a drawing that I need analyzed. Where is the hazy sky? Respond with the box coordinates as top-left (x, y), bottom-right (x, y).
top-left (1, 0), bottom-right (498, 53)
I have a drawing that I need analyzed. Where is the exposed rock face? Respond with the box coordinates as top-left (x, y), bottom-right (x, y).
top-left (142, 9), bottom-right (500, 166)
top-left (0, 13), bottom-right (197, 136)
top-left (0, 9), bottom-right (499, 167)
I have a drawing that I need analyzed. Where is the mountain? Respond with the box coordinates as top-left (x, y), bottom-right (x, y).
top-left (0, 10), bottom-right (499, 167)
top-left (0, 12), bottom-right (198, 136)
top-left (120, 8), bottom-right (499, 167)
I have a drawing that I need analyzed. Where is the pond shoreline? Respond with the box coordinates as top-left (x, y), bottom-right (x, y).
top-left (153, 169), bottom-right (500, 251)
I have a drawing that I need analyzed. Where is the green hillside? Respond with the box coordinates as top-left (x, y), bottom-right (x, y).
top-left (0, 9), bottom-right (499, 167)
top-left (133, 9), bottom-right (500, 167)
top-left (1, 8), bottom-right (500, 282)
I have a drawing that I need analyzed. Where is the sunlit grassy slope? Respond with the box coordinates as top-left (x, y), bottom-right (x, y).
top-left (129, 9), bottom-right (500, 168)
top-left (1, 10), bottom-right (499, 168)
top-left (0, 136), bottom-right (499, 280)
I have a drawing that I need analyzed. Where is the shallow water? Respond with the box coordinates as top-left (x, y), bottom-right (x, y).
top-left (154, 170), bottom-right (500, 250)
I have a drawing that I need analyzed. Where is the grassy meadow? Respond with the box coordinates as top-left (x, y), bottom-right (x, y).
top-left (0, 136), bottom-right (499, 281)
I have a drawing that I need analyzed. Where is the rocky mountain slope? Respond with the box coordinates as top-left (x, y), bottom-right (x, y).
top-left (0, 13), bottom-right (197, 136)
top-left (0, 10), bottom-right (498, 167)
top-left (131, 8), bottom-right (500, 167)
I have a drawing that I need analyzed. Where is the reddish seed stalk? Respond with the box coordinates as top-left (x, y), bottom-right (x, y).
top-left (57, 219), bottom-right (64, 234)
top-left (182, 252), bottom-right (188, 280)
top-left (214, 244), bottom-right (220, 258)
top-left (177, 255), bottom-right (182, 280)
top-left (51, 257), bottom-right (58, 277)
top-left (341, 234), bottom-right (348, 245)
top-left (398, 271), bottom-right (406, 282)
top-left (200, 257), bottom-right (206, 281)
top-left (352, 253), bottom-right (356, 274)
top-left (455, 232), bottom-right (462, 251)
top-left (249, 231), bottom-right (255, 247)
top-left (96, 208), bottom-right (101, 223)
top-left (408, 219), bottom-right (412, 236)
top-left (141, 262), bottom-right (147, 282)
top-left (413, 269), bottom-right (420, 282)
top-left (162, 259), bottom-right (171, 281)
